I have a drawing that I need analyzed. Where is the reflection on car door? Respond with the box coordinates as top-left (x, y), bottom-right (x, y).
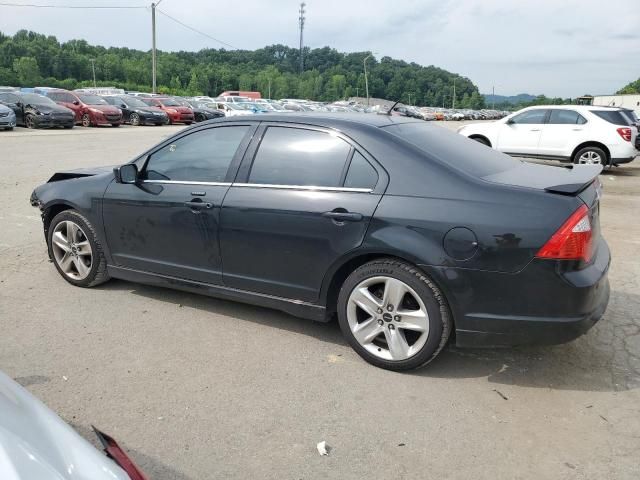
top-left (102, 124), bottom-right (255, 284)
top-left (497, 109), bottom-right (549, 155)
top-left (537, 109), bottom-right (588, 159)
top-left (220, 124), bottom-right (384, 302)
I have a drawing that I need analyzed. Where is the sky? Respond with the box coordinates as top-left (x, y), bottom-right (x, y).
top-left (1, 0), bottom-right (639, 97)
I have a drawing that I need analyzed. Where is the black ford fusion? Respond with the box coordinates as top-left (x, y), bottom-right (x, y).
top-left (30, 114), bottom-right (610, 370)
top-left (0, 91), bottom-right (75, 129)
top-left (102, 95), bottom-right (168, 126)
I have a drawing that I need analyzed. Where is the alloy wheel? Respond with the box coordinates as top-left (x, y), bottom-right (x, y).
top-left (130, 113), bottom-right (140, 126)
top-left (51, 220), bottom-right (93, 280)
top-left (82, 114), bottom-right (91, 127)
top-left (25, 114), bottom-right (35, 129)
top-left (578, 151), bottom-right (602, 165)
top-left (346, 276), bottom-right (430, 361)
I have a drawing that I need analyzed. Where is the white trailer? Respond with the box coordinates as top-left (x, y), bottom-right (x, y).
top-left (590, 94), bottom-right (640, 115)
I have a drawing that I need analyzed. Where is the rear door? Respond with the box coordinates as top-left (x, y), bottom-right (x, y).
top-left (220, 123), bottom-right (385, 302)
top-left (537, 109), bottom-right (589, 158)
top-left (497, 109), bottom-right (549, 155)
top-left (103, 123), bottom-right (256, 284)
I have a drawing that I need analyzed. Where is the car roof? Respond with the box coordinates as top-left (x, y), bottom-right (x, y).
top-left (205, 112), bottom-right (421, 128)
top-left (523, 104), bottom-right (625, 112)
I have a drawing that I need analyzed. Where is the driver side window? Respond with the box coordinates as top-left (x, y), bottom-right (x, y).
top-left (510, 109), bottom-right (549, 124)
top-left (142, 126), bottom-right (250, 183)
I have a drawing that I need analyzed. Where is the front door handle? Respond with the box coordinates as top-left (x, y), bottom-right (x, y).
top-left (529, 128), bottom-right (541, 132)
top-left (184, 200), bottom-right (213, 209)
top-left (322, 210), bottom-right (363, 222)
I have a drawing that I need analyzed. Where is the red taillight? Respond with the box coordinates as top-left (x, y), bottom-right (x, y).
top-left (617, 127), bottom-right (632, 142)
top-left (93, 427), bottom-right (149, 480)
top-left (536, 205), bottom-right (593, 262)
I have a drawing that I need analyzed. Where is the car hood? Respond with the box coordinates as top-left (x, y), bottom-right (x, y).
top-left (0, 371), bottom-right (129, 480)
top-left (137, 107), bottom-right (166, 115)
top-left (47, 165), bottom-right (115, 183)
top-left (29, 103), bottom-right (73, 115)
top-left (88, 105), bottom-right (121, 114)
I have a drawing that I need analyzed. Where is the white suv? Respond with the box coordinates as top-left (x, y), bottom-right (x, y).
top-left (457, 105), bottom-right (639, 166)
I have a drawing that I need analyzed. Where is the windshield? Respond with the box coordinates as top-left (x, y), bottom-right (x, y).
top-left (381, 122), bottom-right (518, 177)
top-left (21, 93), bottom-right (56, 105)
top-left (78, 94), bottom-right (107, 105)
top-left (122, 96), bottom-right (149, 107)
top-left (160, 98), bottom-right (181, 106)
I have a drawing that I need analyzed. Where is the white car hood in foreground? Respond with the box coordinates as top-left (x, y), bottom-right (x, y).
top-left (0, 371), bottom-right (130, 480)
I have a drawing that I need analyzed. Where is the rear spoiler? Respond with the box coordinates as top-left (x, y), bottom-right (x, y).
top-left (544, 164), bottom-right (603, 195)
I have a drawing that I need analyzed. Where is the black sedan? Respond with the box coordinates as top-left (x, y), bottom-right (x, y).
top-left (30, 114), bottom-right (610, 370)
top-left (177, 98), bottom-right (225, 122)
top-left (0, 91), bottom-right (75, 129)
top-left (103, 95), bottom-right (168, 126)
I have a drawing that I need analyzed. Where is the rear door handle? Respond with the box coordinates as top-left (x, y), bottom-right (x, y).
top-left (184, 201), bottom-right (213, 209)
top-left (322, 211), bottom-right (363, 222)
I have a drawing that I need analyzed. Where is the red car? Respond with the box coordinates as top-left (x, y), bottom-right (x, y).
top-left (141, 97), bottom-right (194, 124)
top-left (46, 89), bottom-right (122, 127)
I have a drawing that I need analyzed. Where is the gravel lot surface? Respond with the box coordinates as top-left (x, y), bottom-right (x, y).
top-left (1, 122), bottom-right (639, 479)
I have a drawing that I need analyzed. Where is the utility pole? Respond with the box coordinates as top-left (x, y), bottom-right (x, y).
top-left (364, 53), bottom-right (373, 106)
top-left (452, 78), bottom-right (456, 109)
top-left (151, 0), bottom-right (164, 94)
top-left (298, 3), bottom-right (306, 74)
top-left (408, 92), bottom-right (412, 105)
top-left (90, 59), bottom-right (97, 88)
top-left (355, 86), bottom-right (359, 98)
top-left (492, 85), bottom-right (495, 109)
top-left (268, 77), bottom-right (271, 99)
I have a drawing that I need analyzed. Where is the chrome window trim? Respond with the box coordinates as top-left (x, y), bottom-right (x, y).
top-left (142, 180), bottom-right (232, 186)
top-left (232, 182), bottom-right (372, 193)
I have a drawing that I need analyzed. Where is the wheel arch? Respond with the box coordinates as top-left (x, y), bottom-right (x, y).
top-left (42, 202), bottom-right (76, 242)
top-left (468, 134), bottom-right (492, 147)
top-left (571, 141), bottom-right (610, 164)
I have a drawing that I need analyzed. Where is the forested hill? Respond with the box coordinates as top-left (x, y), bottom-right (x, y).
top-left (0, 30), bottom-right (485, 107)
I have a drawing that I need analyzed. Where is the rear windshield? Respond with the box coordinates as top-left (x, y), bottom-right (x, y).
top-left (381, 122), bottom-right (519, 177)
top-left (591, 110), bottom-right (632, 126)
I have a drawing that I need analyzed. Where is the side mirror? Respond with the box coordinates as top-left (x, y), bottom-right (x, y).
top-left (114, 164), bottom-right (139, 184)
top-left (15, 102), bottom-right (23, 108)
top-left (506, 118), bottom-right (515, 125)
top-left (73, 100), bottom-right (80, 105)
top-left (120, 104), bottom-right (127, 109)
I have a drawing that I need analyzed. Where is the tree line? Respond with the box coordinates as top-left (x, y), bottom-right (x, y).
top-left (0, 30), bottom-right (485, 108)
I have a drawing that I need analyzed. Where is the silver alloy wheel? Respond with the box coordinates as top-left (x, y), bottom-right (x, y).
top-left (82, 114), bottom-right (91, 127)
top-left (130, 113), bottom-right (140, 126)
top-left (347, 276), bottom-right (430, 361)
top-left (578, 150), bottom-right (602, 165)
top-left (51, 220), bottom-right (93, 280)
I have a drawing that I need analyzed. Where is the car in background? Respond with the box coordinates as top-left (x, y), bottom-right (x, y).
top-left (140, 97), bottom-right (195, 124)
top-left (103, 94), bottom-right (168, 126)
top-left (0, 103), bottom-right (16, 130)
top-left (0, 91), bottom-right (74, 129)
top-left (217, 90), bottom-right (261, 100)
top-left (215, 95), bottom-right (251, 104)
top-left (31, 114), bottom-right (609, 371)
top-left (0, 86), bottom-right (18, 93)
top-left (215, 101), bottom-right (254, 117)
top-left (0, 370), bottom-right (148, 480)
top-left (176, 98), bottom-right (225, 122)
top-left (458, 105), bottom-right (638, 166)
top-left (46, 90), bottom-right (122, 127)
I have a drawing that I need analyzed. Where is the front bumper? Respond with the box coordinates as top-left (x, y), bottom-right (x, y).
top-left (421, 237), bottom-right (611, 348)
top-left (0, 113), bottom-right (15, 127)
top-left (34, 115), bottom-right (75, 128)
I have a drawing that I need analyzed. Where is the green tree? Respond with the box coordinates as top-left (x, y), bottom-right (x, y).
top-left (13, 56), bottom-right (41, 85)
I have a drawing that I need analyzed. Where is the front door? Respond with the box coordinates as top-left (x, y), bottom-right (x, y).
top-left (220, 125), bottom-right (384, 302)
top-left (497, 109), bottom-right (549, 155)
top-left (102, 124), bottom-right (255, 284)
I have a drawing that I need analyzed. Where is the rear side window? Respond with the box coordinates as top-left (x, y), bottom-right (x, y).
top-left (248, 127), bottom-right (351, 187)
top-left (548, 109), bottom-right (587, 125)
top-left (143, 126), bottom-right (249, 182)
top-left (591, 110), bottom-right (631, 126)
top-left (344, 152), bottom-right (378, 189)
top-left (510, 109), bottom-right (548, 124)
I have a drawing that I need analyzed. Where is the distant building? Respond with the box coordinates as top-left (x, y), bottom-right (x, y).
top-left (578, 94), bottom-right (640, 114)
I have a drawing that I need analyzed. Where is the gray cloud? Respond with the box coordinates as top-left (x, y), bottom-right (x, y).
top-left (0, 0), bottom-right (638, 97)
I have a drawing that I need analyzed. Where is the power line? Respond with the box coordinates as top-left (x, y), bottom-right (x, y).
top-left (156, 8), bottom-right (238, 49)
top-left (0, 2), bottom-right (145, 8)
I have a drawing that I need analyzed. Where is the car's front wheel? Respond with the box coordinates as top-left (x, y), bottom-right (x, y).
top-left (337, 259), bottom-right (451, 371)
top-left (130, 113), bottom-right (141, 126)
top-left (81, 113), bottom-right (92, 127)
top-left (47, 210), bottom-right (110, 288)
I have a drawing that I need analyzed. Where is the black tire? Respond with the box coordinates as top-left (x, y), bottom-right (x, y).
top-left (25, 114), bottom-right (36, 129)
top-left (337, 259), bottom-right (452, 371)
top-left (47, 209), bottom-right (110, 288)
top-left (471, 136), bottom-right (490, 147)
top-left (130, 113), bottom-right (141, 126)
top-left (81, 113), bottom-right (92, 127)
top-left (111, 123), bottom-right (120, 127)
top-left (572, 146), bottom-right (607, 166)
top-left (4, 127), bottom-right (13, 131)
top-left (63, 125), bottom-right (73, 129)
top-left (185, 121), bottom-right (193, 125)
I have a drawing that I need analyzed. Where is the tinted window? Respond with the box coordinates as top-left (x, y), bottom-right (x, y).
top-left (248, 127), bottom-right (351, 187)
top-left (382, 122), bottom-right (518, 178)
top-left (548, 109), bottom-right (587, 125)
top-left (591, 110), bottom-right (631, 126)
top-left (344, 152), bottom-right (378, 189)
top-left (510, 109), bottom-right (548, 124)
top-left (143, 126), bottom-right (249, 182)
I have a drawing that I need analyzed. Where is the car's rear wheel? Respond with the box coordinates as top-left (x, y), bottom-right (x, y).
top-left (337, 259), bottom-right (451, 371)
top-left (573, 146), bottom-right (606, 165)
top-left (130, 113), bottom-right (141, 126)
top-left (25, 114), bottom-right (36, 129)
top-left (47, 210), bottom-right (109, 288)
top-left (81, 113), bottom-right (92, 127)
